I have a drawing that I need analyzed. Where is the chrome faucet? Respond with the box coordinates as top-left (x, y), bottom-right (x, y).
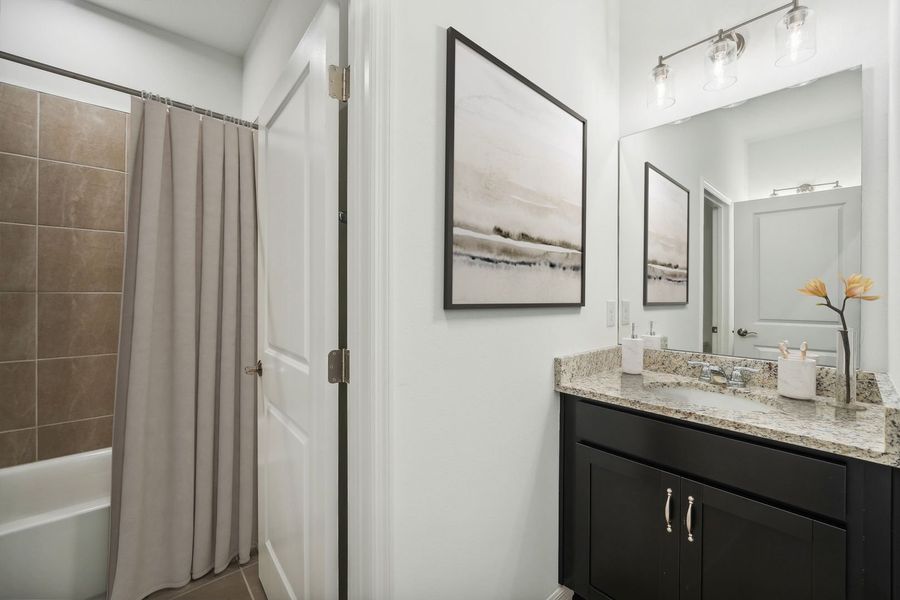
top-left (687, 361), bottom-right (759, 389)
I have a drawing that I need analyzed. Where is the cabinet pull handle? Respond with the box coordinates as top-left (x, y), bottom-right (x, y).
top-left (686, 495), bottom-right (695, 542)
top-left (664, 488), bottom-right (673, 533)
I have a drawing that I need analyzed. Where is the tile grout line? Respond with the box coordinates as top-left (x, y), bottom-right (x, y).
top-left (34, 90), bottom-right (40, 460)
top-left (240, 568), bottom-right (256, 600)
top-left (1, 413), bottom-right (113, 435)
top-left (0, 352), bottom-right (118, 366)
top-left (0, 149), bottom-right (127, 174)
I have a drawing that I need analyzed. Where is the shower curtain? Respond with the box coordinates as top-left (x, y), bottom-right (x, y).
top-left (107, 98), bottom-right (257, 600)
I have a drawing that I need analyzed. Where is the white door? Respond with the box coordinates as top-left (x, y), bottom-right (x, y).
top-left (732, 187), bottom-right (861, 365)
top-left (256, 2), bottom-right (340, 598)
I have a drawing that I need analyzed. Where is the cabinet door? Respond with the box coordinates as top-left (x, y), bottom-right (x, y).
top-left (573, 444), bottom-right (679, 600)
top-left (680, 480), bottom-right (846, 600)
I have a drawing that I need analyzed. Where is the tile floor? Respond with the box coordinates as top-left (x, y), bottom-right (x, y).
top-left (145, 555), bottom-right (267, 600)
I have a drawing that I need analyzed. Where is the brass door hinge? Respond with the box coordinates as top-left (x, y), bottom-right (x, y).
top-left (328, 65), bottom-right (350, 102)
top-left (328, 348), bottom-right (350, 384)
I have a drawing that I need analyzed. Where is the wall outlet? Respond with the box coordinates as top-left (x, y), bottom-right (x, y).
top-left (620, 300), bottom-right (631, 326)
top-left (606, 300), bottom-right (616, 327)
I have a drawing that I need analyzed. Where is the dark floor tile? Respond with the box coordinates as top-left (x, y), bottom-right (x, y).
top-left (37, 415), bottom-right (112, 459)
top-left (38, 160), bottom-right (126, 231)
top-left (176, 572), bottom-right (251, 600)
top-left (241, 563), bottom-right (268, 600)
top-left (0, 83), bottom-right (38, 157)
top-left (38, 355), bottom-right (116, 425)
top-left (0, 223), bottom-right (36, 291)
top-left (144, 558), bottom-right (243, 600)
top-left (0, 153), bottom-right (37, 224)
top-left (0, 427), bottom-right (35, 467)
top-left (0, 360), bottom-right (35, 431)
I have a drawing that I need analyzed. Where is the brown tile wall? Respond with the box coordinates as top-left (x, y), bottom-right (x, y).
top-left (0, 83), bottom-right (125, 467)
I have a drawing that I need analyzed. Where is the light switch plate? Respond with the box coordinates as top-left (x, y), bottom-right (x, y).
top-left (606, 301), bottom-right (616, 327)
top-left (620, 300), bottom-right (631, 326)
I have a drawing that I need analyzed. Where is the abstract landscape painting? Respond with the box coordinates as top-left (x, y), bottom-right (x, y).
top-left (644, 162), bottom-right (689, 305)
top-left (445, 28), bottom-right (586, 308)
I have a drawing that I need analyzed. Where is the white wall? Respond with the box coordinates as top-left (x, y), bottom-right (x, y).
top-left (619, 113), bottom-right (746, 351)
top-left (747, 118), bottom-right (861, 200)
top-left (890, 0), bottom-right (900, 385)
top-left (387, 1), bottom-right (619, 598)
top-left (0, 0), bottom-right (243, 114)
top-left (241, 0), bottom-right (324, 120)
top-left (620, 0), bottom-right (890, 372)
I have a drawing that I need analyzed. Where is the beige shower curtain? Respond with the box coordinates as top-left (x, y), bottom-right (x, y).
top-left (107, 98), bottom-right (257, 600)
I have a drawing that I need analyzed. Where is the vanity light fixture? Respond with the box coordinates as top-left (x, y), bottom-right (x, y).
top-left (770, 180), bottom-right (840, 196)
top-left (648, 0), bottom-right (818, 109)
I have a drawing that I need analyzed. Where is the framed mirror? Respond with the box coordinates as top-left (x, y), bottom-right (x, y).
top-left (618, 68), bottom-right (865, 367)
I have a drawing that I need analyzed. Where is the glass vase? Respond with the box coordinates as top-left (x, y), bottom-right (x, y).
top-left (834, 328), bottom-right (856, 405)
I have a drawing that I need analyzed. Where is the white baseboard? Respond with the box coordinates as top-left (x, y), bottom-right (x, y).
top-left (546, 586), bottom-right (574, 600)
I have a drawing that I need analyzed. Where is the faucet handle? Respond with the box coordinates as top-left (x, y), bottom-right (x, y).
top-left (687, 360), bottom-right (712, 381)
top-left (729, 366), bottom-right (759, 387)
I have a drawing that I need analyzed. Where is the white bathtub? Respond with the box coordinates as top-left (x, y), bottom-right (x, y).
top-left (0, 448), bottom-right (111, 600)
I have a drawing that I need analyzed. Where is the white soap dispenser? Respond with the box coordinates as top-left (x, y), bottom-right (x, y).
top-left (622, 323), bottom-right (645, 375)
top-left (641, 320), bottom-right (663, 350)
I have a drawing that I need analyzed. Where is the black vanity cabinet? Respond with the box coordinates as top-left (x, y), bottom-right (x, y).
top-left (560, 394), bottom-right (894, 600)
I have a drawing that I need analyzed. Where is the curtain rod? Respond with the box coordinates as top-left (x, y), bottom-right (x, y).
top-left (0, 50), bottom-right (258, 130)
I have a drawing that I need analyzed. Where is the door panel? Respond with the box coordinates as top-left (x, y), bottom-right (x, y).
top-left (256, 2), bottom-right (341, 599)
top-left (733, 187), bottom-right (861, 364)
top-left (680, 480), bottom-right (845, 600)
top-left (575, 444), bottom-right (679, 600)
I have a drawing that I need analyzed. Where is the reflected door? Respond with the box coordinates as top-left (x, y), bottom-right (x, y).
top-left (732, 187), bottom-right (861, 365)
top-left (256, 2), bottom-right (341, 598)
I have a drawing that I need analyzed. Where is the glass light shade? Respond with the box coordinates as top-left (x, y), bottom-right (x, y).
top-left (647, 63), bottom-right (675, 109)
top-left (704, 37), bottom-right (738, 91)
top-left (775, 5), bottom-right (816, 66)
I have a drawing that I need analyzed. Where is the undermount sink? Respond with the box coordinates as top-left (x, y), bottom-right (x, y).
top-left (653, 386), bottom-right (779, 413)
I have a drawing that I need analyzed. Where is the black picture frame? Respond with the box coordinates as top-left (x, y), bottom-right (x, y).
top-left (643, 162), bottom-right (690, 306)
top-left (444, 27), bottom-right (587, 309)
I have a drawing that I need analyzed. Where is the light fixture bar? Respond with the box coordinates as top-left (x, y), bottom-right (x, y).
top-left (770, 180), bottom-right (841, 196)
top-left (658, 0), bottom-right (796, 65)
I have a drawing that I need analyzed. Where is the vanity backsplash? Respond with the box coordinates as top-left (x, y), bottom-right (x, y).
top-left (555, 346), bottom-right (883, 404)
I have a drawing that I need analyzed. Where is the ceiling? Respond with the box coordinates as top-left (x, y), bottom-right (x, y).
top-left (85, 0), bottom-right (271, 56)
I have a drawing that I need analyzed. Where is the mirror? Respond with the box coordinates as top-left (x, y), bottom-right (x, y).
top-left (618, 68), bottom-right (864, 367)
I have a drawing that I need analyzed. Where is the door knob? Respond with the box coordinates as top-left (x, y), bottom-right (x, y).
top-left (736, 328), bottom-right (758, 337)
top-left (244, 360), bottom-right (263, 377)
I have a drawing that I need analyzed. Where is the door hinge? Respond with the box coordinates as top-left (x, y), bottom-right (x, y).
top-left (328, 348), bottom-right (350, 384)
top-left (328, 65), bottom-right (350, 102)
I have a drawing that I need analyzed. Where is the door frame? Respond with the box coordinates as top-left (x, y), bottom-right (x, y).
top-left (347, 0), bottom-right (393, 598)
top-left (700, 180), bottom-right (733, 356)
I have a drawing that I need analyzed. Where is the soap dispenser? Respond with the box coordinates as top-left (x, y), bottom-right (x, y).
top-left (622, 323), bottom-right (645, 375)
top-left (641, 321), bottom-right (663, 350)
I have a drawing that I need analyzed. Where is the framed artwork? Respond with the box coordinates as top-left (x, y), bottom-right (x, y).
top-left (444, 28), bottom-right (587, 309)
top-left (643, 162), bottom-right (690, 306)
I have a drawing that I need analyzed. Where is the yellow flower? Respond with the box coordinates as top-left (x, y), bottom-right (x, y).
top-left (843, 273), bottom-right (880, 301)
top-left (798, 278), bottom-right (828, 298)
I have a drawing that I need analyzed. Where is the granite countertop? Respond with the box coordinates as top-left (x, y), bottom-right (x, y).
top-left (555, 347), bottom-right (900, 466)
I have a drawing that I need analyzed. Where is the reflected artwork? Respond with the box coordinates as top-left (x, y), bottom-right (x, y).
top-left (644, 162), bottom-right (689, 305)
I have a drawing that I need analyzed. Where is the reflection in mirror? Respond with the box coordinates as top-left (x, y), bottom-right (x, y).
top-left (619, 68), bottom-right (864, 367)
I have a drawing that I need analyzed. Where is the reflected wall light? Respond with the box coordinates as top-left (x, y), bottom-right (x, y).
top-left (648, 0), bottom-right (818, 110)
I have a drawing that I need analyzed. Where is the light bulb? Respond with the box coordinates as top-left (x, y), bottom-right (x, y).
top-left (704, 36), bottom-right (738, 91)
top-left (776, 5), bottom-right (816, 66)
top-left (647, 62), bottom-right (675, 109)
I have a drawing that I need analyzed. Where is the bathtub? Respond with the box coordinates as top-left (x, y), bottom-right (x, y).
top-left (0, 448), bottom-right (111, 600)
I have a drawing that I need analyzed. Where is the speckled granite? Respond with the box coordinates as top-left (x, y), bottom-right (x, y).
top-left (554, 346), bottom-right (620, 386)
top-left (555, 348), bottom-right (900, 465)
top-left (642, 348), bottom-right (882, 403)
